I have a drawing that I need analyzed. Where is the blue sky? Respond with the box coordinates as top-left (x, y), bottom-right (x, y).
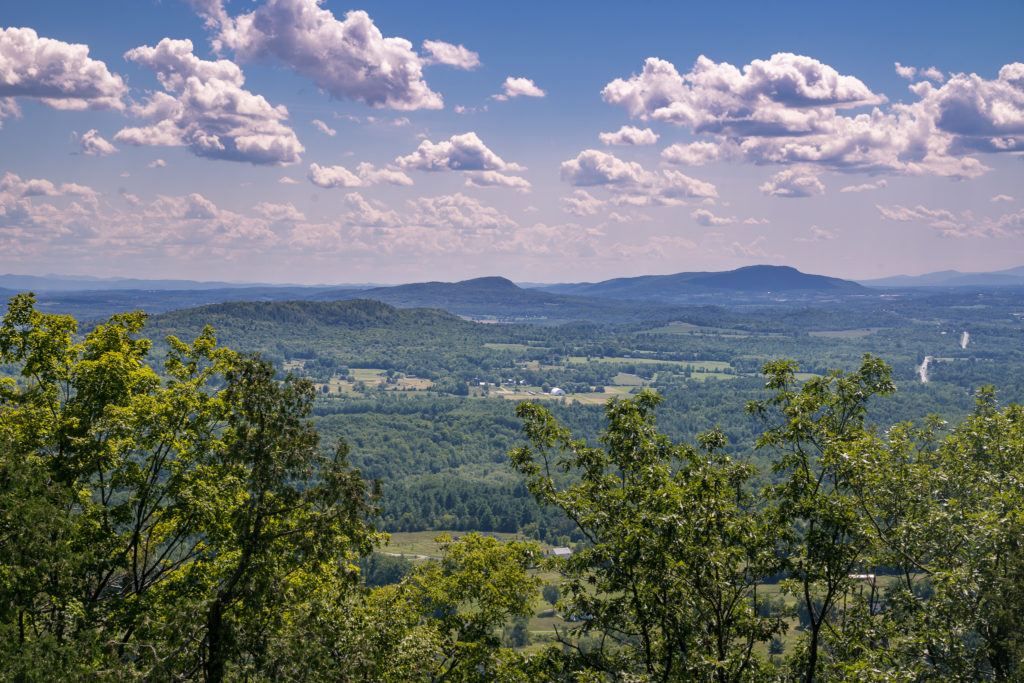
top-left (1, 0), bottom-right (1023, 284)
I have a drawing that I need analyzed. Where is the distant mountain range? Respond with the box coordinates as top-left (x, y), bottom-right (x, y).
top-left (0, 274), bottom-right (376, 292)
top-left (537, 265), bottom-right (865, 301)
top-left (3, 264), bottom-right (1023, 323)
top-left (858, 266), bottom-right (1024, 288)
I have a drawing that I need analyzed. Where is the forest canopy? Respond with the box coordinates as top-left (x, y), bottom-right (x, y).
top-left (3, 294), bottom-right (1024, 680)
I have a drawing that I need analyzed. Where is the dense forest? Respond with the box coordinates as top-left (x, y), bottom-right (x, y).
top-left (4, 291), bottom-right (1024, 679)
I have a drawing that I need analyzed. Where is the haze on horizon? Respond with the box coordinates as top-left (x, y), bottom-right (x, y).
top-left (1, 0), bottom-right (1023, 286)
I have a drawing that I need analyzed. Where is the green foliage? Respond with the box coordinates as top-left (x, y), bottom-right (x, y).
top-left (7, 290), bottom-right (1024, 680)
top-left (0, 295), bottom-right (382, 679)
top-left (510, 391), bottom-right (784, 680)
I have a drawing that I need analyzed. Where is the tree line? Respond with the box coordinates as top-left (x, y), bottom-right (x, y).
top-left (4, 295), bottom-right (1024, 680)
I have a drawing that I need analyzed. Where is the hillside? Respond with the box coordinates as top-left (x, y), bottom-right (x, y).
top-left (539, 265), bottom-right (865, 301)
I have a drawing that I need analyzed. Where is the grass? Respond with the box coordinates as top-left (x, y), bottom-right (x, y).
top-left (385, 530), bottom-right (539, 559)
top-left (809, 328), bottom-right (886, 339)
top-left (567, 356), bottom-right (731, 372)
top-left (688, 371), bottom-right (737, 381)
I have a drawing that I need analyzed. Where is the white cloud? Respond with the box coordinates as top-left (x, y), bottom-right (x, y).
top-left (502, 222), bottom-right (601, 257)
top-left (494, 77), bottom-right (545, 100)
top-left (599, 125), bottom-right (658, 146)
top-left (991, 194), bottom-right (1015, 202)
top-left (921, 63), bottom-right (1024, 154)
top-left (0, 176), bottom-right (285, 263)
top-left (603, 54), bottom-right (1024, 180)
top-left (876, 202), bottom-right (1024, 239)
top-left (116, 39), bottom-right (303, 165)
top-left (278, 176), bottom-right (299, 184)
top-left (308, 163), bottom-right (362, 188)
top-left (560, 149), bottom-right (717, 204)
top-left (148, 158), bottom-right (167, 168)
top-left (561, 189), bottom-right (606, 216)
top-left (840, 179), bottom-right (887, 192)
top-left (794, 225), bottom-right (837, 242)
top-left (355, 162), bottom-right (414, 186)
top-left (896, 63), bottom-right (944, 83)
top-left (463, 171), bottom-right (531, 192)
top-left (216, 2), bottom-right (442, 110)
top-left (876, 203), bottom-right (960, 225)
top-left (395, 132), bottom-right (525, 172)
top-left (0, 171), bottom-right (96, 200)
top-left (895, 62), bottom-right (917, 80)
top-left (79, 129), bottom-right (117, 156)
top-left (253, 201), bottom-right (305, 221)
top-left (759, 169), bottom-right (825, 198)
top-left (312, 119), bottom-right (336, 136)
top-left (0, 27), bottom-right (127, 124)
top-left (421, 40), bottom-right (480, 70)
top-left (603, 53), bottom-right (884, 134)
top-left (660, 170), bottom-right (719, 200)
top-left (661, 141), bottom-right (725, 166)
top-left (308, 161), bottom-right (413, 188)
top-left (408, 192), bottom-right (517, 230)
top-left (561, 149), bottom-right (647, 186)
top-left (691, 208), bottom-right (735, 226)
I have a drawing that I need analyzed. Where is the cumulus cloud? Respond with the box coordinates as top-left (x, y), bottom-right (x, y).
top-left (691, 208), bottom-right (735, 226)
top-left (308, 161), bottom-right (413, 188)
top-left (840, 179), bottom-right (887, 192)
top-left (560, 149), bottom-right (717, 204)
top-left (876, 202), bottom-right (1024, 238)
top-left (0, 171), bottom-right (96, 200)
top-left (396, 132), bottom-right (525, 173)
top-left (214, 2), bottom-right (442, 110)
top-left (0, 174), bottom-right (283, 265)
top-left (661, 141), bottom-right (726, 166)
top-left (560, 149), bottom-right (647, 186)
top-left (79, 129), bottom-right (117, 156)
top-left (494, 77), bottom-right (545, 100)
top-left (253, 201), bottom-right (305, 221)
top-left (599, 125), bottom-right (658, 146)
top-left (308, 163), bottom-right (362, 188)
top-left (561, 189), bottom-right (607, 216)
top-left (408, 192), bottom-right (517, 230)
top-left (352, 162), bottom-right (411, 186)
top-left (603, 53), bottom-right (1024, 180)
top-left (148, 158), bottom-right (167, 168)
top-left (0, 27), bottom-right (127, 123)
top-left (463, 171), bottom-right (531, 192)
top-left (991, 194), bottom-right (1015, 202)
top-left (312, 119), bottom-right (336, 136)
top-left (603, 53), bottom-right (884, 134)
top-left (876, 203), bottom-right (960, 225)
top-left (794, 225), bottom-right (837, 242)
top-left (116, 39), bottom-right (303, 165)
top-left (895, 62), bottom-right (917, 80)
top-left (278, 176), bottom-right (299, 184)
top-left (421, 40), bottom-right (480, 70)
top-left (760, 169), bottom-right (825, 198)
top-left (923, 63), bottom-right (1024, 154)
top-left (896, 62), bottom-right (944, 83)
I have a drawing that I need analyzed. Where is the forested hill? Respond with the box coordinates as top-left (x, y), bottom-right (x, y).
top-left (305, 275), bottom-right (644, 322)
top-left (539, 264), bottom-right (865, 300)
top-left (142, 298), bottom-right (505, 378)
top-left (147, 298), bottom-right (473, 341)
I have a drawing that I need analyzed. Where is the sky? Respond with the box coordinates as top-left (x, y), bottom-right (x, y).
top-left (1, 0), bottom-right (1023, 285)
